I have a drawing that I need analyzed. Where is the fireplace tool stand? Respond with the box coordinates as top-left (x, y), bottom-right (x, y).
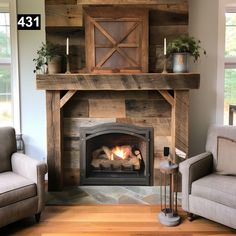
top-left (158, 147), bottom-right (180, 226)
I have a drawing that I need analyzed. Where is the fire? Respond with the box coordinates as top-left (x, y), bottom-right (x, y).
top-left (111, 146), bottom-right (131, 160)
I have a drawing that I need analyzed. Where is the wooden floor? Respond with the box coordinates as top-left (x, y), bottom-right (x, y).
top-left (0, 205), bottom-right (236, 236)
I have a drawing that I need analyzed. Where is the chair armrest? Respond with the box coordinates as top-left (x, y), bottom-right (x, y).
top-left (11, 153), bottom-right (48, 212)
top-left (179, 152), bottom-right (213, 211)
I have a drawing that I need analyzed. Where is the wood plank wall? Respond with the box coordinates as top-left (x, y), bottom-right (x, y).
top-left (44, 0), bottom-right (189, 186)
top-left (45, 0), bottom-right (188, 72)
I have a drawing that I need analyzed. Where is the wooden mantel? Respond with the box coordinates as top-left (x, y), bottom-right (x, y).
top-left (37, 73), bottom-right (200, 90)
top-left (36, 73), bottom-right (200, 191)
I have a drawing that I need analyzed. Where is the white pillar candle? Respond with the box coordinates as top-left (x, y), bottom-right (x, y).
top-left (164, 38), bottom-right (166, 55)
top-left (66, 37), bottom-right (69, 55)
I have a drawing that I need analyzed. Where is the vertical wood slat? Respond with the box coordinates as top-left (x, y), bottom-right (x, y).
top-left (158, 90), bottom-right (176, 162)
top-left (171, 96), bottom-right (176, 163)
top-left (175, 90), bottom-right (189, 159)
top-left (46, 91), bottom-right (63, 191)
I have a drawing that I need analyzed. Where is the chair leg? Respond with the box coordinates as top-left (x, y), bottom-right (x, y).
top-left (35, 212), bottom-right (41, 223)
top-left (187, 212), bottom-right (195, 221)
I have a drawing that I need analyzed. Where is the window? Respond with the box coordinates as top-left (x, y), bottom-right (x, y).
top-left (224, 10), bottom-right (236, 125)
top-left (0, 0), bottom-right (19, 131)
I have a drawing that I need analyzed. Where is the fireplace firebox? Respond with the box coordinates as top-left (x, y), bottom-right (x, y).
top-left (80, 123), bottom-right (154, 185)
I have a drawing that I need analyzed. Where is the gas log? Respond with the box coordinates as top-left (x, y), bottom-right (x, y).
top-left (91, 145), bottom-right (142, 171)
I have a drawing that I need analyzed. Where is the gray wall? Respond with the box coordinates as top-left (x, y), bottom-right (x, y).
top-left (17, 0), bottom-right (46, 160)
top-left (188, 0), bottom-right (219, 156)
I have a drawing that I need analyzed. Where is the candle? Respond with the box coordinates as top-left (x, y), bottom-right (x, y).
top-left (164, 38), bottom-right (166, 55)
top-left (66, 37), bottom-right (69, 55)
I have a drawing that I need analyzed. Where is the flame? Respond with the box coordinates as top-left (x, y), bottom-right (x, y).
top-left (111, 146), bottom-right (130, 160)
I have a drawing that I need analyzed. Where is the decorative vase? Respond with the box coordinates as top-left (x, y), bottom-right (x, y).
top-left (48, 55), bottom-right (62, 74)
top-left (172, 53), bottom-right (189, 73)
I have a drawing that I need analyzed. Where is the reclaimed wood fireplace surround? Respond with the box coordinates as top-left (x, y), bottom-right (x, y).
top-left (38, 0), bottom-right (200, 191)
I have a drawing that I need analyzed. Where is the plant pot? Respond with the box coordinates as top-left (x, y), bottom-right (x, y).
top-left (172, 53), bottom-right (189, 73)
top-left (48, 55), bottom-right (62, 74)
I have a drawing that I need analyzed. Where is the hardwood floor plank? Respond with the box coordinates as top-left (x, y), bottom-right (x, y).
top-left (0, 205), bottom-right (235, 236)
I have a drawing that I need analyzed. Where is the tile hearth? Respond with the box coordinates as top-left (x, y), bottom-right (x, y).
top-left (46, 186), bottom-right (182, 205)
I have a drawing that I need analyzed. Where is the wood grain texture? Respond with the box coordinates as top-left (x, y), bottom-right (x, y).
top-left (63, 99), bottom-right (89, 118)
top-left (46, 91), bottom-right (63, 191)
top-left (149, 9), bottom-right (188, 26)
top-left (116, 117), bottom-right (171, 136)
top-left (78, 0), bottom-right (188, 5)
top-left (126, 99), bottom-right (171, 118)
top-left (89, 99), bottom-right (126, 118)
top-left (0, 205), bottom-right (235, 236)
top-left (36, 73), bottom-right (200, 90)
top-left (46, 0), bottom-right (78, 4)
top-left (175, 90), bottom-right (189, 158)
top-left (63, 117), bottom-right (116, 137)
top-left (46, 5), bottom-right (83, 27)
top-left (64, 136), bottom-right (80, 151)
top-left (64, 151), bottom-right (80, 168)
top-left (63, 168), bottom-right (80, 185)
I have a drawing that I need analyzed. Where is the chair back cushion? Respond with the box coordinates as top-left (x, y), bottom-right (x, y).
top-left (205, 125), bottom-right (236, 171)
top-left (0, 127), bottom-right (17, 172)
top-left (216, 136), bottom-right (236, 175)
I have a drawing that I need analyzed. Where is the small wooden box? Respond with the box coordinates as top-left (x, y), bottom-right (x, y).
top-left (84, 7), bottom-right (148, 73)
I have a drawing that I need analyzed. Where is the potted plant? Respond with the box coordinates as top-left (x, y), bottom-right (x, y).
top-left (167, 35), bottom-right (206, 73)
top-left (33, 42), bottom-right (62, 74)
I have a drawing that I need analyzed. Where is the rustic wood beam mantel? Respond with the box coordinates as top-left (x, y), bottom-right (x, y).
top-left (77, 0), bottom-right (187, 5)
top-left (36, 73), bottom-right (200, 91)
top-left (37, 73), bottom-right (199, 191)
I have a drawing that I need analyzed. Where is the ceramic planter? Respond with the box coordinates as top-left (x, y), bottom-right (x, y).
top-left (48, 55), bottom-right (62, 74)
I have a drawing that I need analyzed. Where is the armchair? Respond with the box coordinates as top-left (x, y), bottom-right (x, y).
top-left (179, 125), bottom-right (236, 229)
top-left (0, 127), bottom-right (47, 228)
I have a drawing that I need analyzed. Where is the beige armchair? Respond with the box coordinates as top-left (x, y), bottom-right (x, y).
top-left (0, 127), bottom-right (47, 228)
top-left (179, 125), bottom-right (236, 229)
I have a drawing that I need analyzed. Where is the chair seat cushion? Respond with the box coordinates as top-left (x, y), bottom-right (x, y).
top-left (0, 171), bottom-right (37, 208)
top-left (191, 173), bottom-right (236, 209)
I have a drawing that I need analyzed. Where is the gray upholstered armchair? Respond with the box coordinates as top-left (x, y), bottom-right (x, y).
top-left (0, 127), bottom-right (47, 228)
top-left (179, 125), bottom-right (236, 229)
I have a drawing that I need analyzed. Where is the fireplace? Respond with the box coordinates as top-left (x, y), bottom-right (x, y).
top-left (80, 123), bottom-right (154, 185)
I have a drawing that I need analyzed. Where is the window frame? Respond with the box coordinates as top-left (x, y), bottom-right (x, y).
top-left (216, 1), bottom-right (236, 125)
top-left (225, 8), bottom-right (236, 68)
top-left (0, 0), bottom-right (20, 133)
top-left (224, 8), bottom-right (236, 124)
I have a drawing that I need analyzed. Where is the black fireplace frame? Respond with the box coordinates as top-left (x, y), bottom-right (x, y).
top-left (80, 123), bottom-right (154, 185)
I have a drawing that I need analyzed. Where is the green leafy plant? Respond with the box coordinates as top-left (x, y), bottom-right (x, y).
top-left (167, 35), bottom-right (206, 62)
top-left (33, 42), bottom-right (62, 74)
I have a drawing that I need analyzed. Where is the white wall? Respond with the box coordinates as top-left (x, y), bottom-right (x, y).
top-left (17, 0), bottom-right (46, 160)
top-left (188, 0), bottom-right (219, 156)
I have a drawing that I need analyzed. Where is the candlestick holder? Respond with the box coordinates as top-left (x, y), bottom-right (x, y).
top-left (162, 55), bottom-right (168, 74)
top-left (65, 55), bottom-right (71, 74)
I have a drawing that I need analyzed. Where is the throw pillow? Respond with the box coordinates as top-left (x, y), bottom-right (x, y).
top-left (216, 136), bottom-right (236, 175)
